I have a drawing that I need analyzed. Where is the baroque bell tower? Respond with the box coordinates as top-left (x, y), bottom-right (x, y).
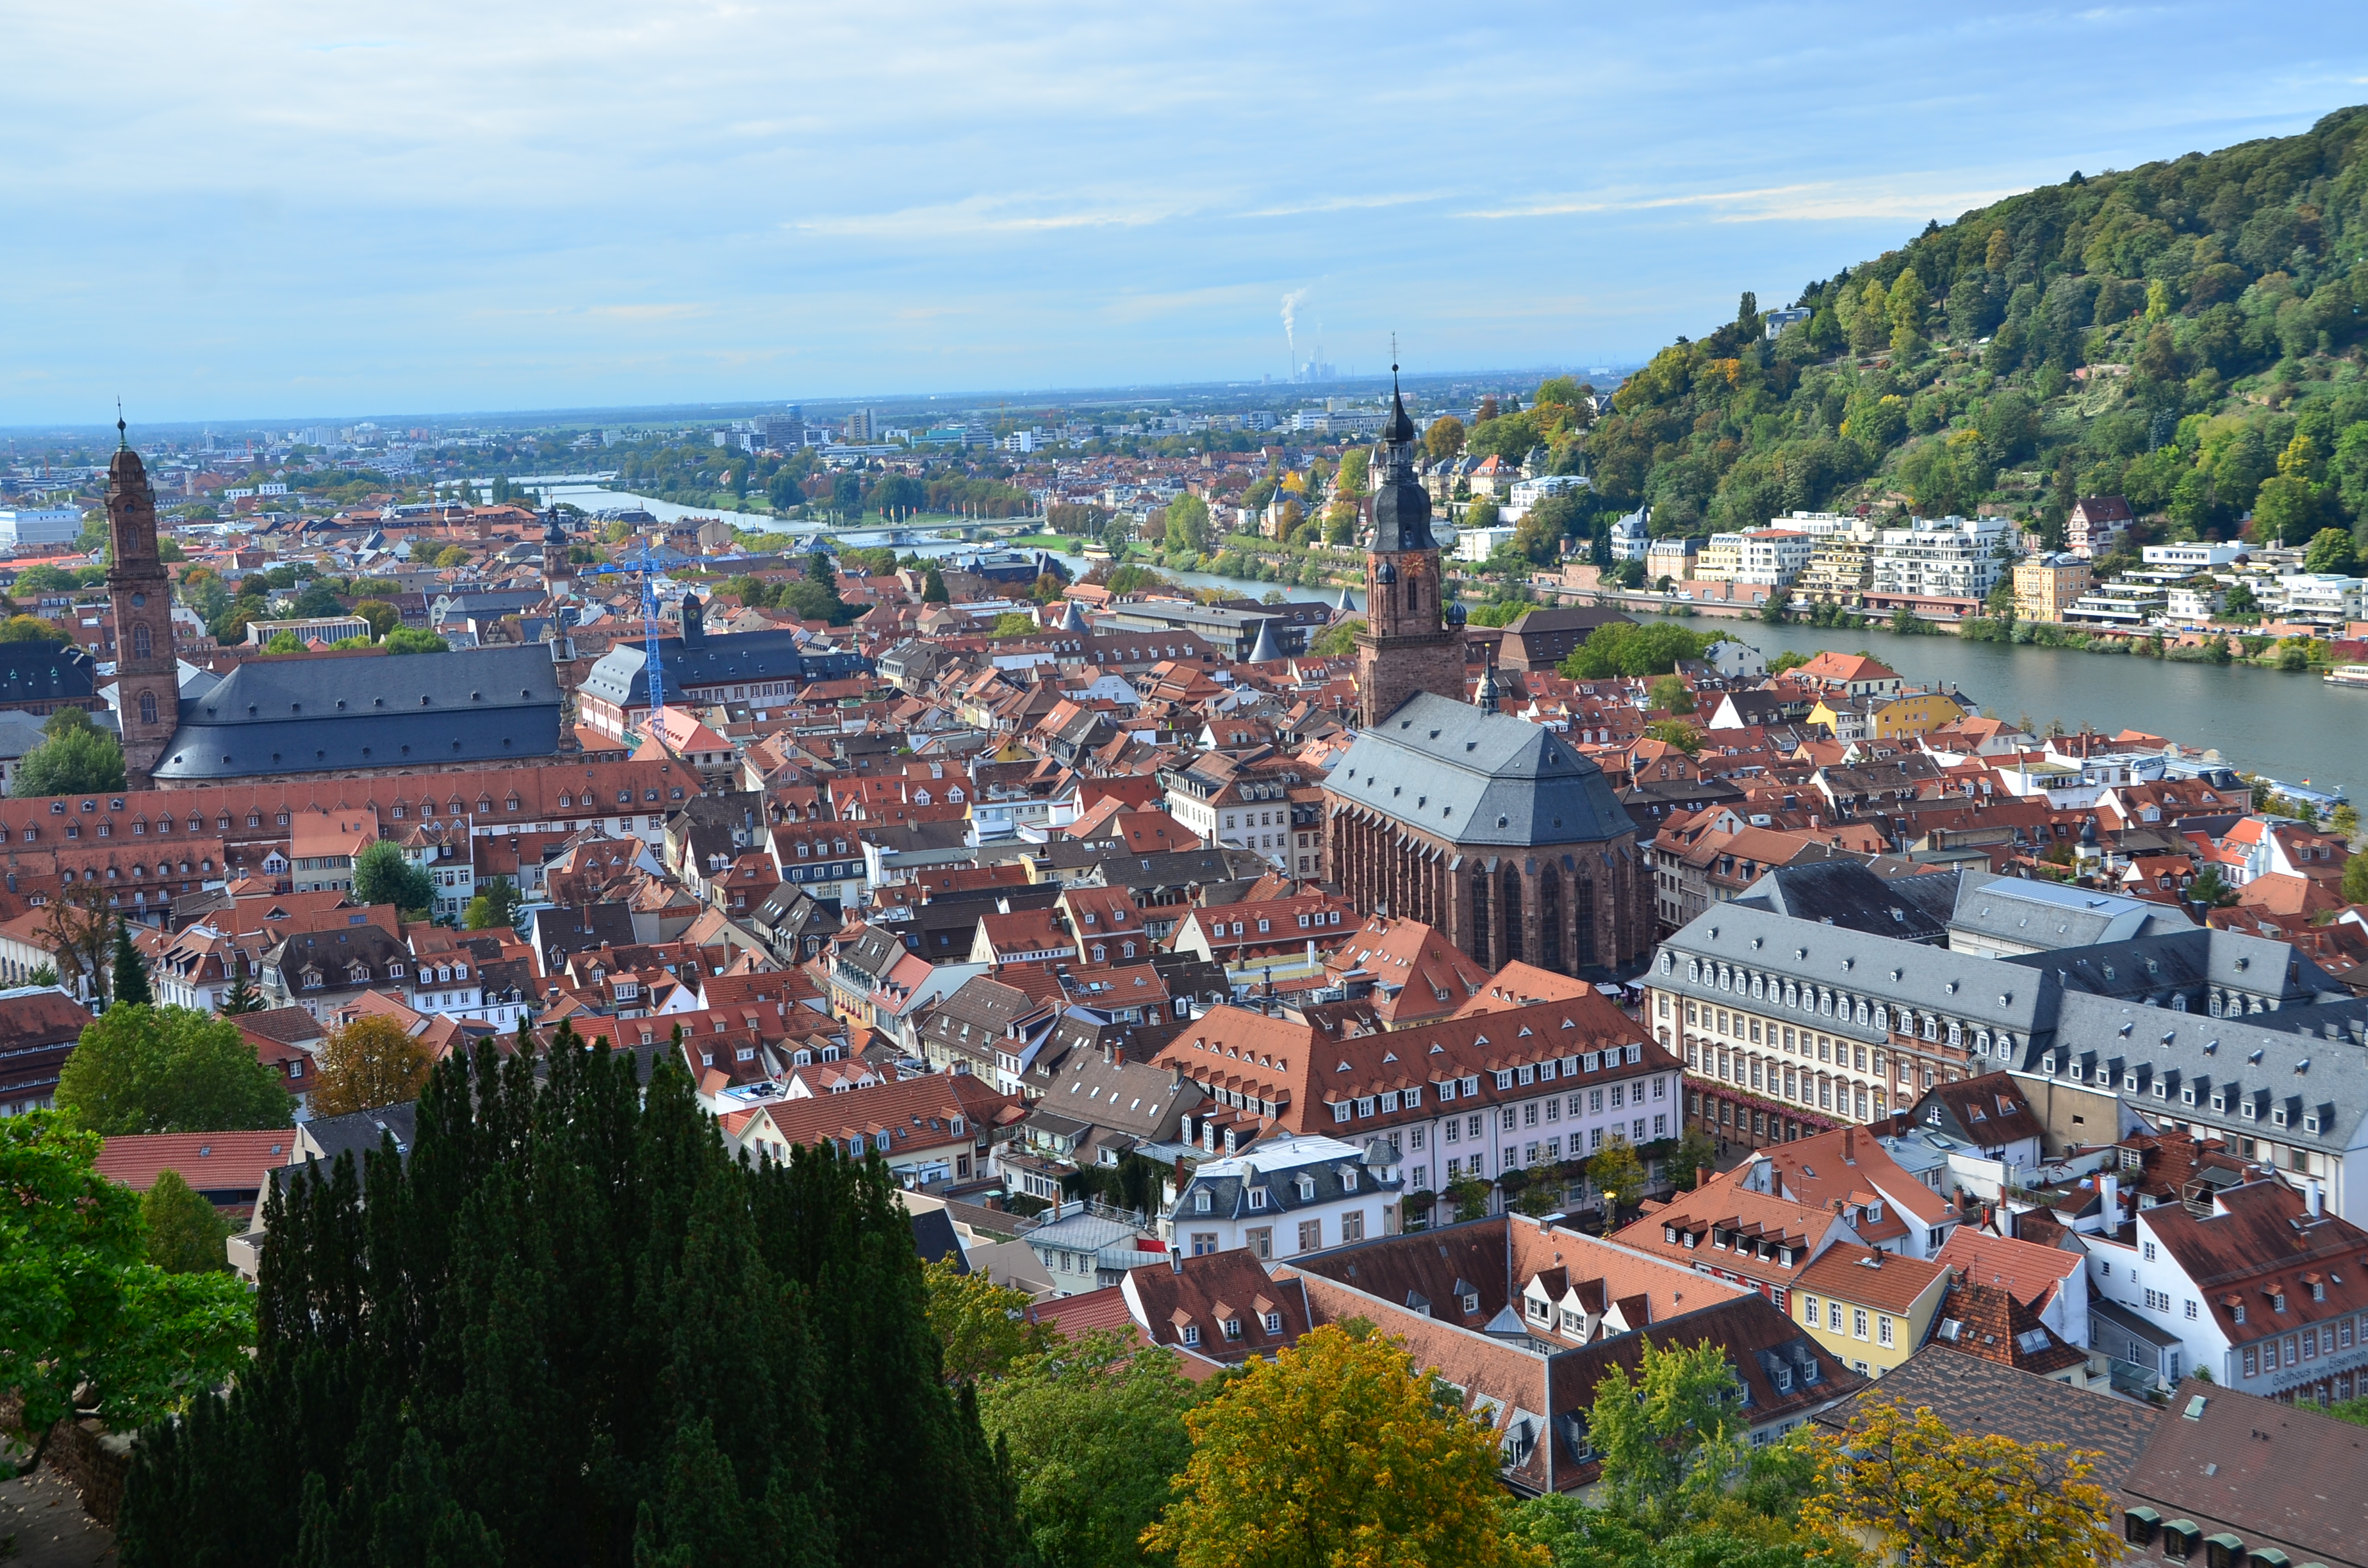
top-left (106, 418), bottom-right (180, 787)
top-left (1356, 372), bottom-right (1467, 730)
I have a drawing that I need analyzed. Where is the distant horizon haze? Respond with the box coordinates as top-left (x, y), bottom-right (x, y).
top-left (4, 1), bottom-right (2364, 425)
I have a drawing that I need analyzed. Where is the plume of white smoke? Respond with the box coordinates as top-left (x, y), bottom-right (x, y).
top-left (1281, 288), bottom-right (1309, 377)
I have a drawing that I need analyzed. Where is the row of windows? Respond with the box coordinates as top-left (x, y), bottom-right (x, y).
top-left (1661, 960), bottom-right (2011, 1057)
top-left (1800, 1294), bottom-right (1898, 1348)
top-left (2241, 1318), bottom-right (2368, 1378)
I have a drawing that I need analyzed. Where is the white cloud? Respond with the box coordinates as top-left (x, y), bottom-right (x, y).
top-left (1461, 176), bottom-right (2030, 225)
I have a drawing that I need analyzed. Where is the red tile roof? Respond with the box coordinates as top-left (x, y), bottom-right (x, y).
top-left (94, 1130), bottom-right (295, 1195)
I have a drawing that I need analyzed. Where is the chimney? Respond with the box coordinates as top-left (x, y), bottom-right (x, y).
top-left (2308, 1179), bottom-right (2323, 1219)
top-left (1843, 1126), bottom-right (1855, 1164)
top-left (2099, 1172), bottom-right (2119, 1217)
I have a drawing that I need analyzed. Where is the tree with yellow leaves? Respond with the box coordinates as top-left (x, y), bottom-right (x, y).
top-left (310, 1013), bottom-right (432, 1117)
top-left (1142, 1322), bottom-right (1543, 1568)
top-left (1800, 1400), bottom-right (2117, 1568)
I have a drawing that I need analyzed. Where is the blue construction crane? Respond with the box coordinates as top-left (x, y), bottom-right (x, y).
top-left (616, 539), bottom-right (668, 718)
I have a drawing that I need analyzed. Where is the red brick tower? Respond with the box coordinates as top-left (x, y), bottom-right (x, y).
top-left (1356, 375), bottom-right (1466, 729)
top-left (106, 420), bottom-right (179, 787)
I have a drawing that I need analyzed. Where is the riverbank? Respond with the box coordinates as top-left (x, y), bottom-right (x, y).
top-left (1699, 618), bottom-right (2358, 792)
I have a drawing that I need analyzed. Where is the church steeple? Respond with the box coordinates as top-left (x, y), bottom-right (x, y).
top-left (1475, 655), bottom-right (1501, 717)
top-left (104, 420), bottom-right (179, 788)
top-left (1355, 361), bottom-right (1466, 730)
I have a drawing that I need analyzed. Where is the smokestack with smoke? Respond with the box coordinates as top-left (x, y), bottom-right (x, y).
top-left (1281, 289), bottom-right (1308, 380)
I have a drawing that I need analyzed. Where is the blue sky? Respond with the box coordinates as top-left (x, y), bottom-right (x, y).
top-left (4, 1), bottom-right (2365, 426)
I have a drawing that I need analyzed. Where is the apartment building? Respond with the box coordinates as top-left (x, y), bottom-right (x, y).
top-left (2012, 553), bottom-right (2091, 623)
top-left (1868, 515), bottom-right (2014, 610)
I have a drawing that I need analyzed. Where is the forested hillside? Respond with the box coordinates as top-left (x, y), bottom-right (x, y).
top-left (1583, 104), bottom-right (2368, 558)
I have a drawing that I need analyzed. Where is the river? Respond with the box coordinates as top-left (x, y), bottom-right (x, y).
top-left (548, 486), bottom-right (2353, 796)
top-left (1702, 619), bottom-right (2358, 796)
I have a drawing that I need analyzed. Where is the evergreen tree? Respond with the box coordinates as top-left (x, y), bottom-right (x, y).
top-left (113, 919), bottom-right (154, 1006)
top-left (222, 952), bottom-right (262, 1015)
top-left (117, 1028), bottom-right (1022, 1568)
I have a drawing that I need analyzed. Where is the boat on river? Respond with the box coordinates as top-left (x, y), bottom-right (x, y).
top-left (2326, 664), bottom-right (2368, 689)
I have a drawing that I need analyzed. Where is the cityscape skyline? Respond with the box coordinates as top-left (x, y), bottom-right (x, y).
top-left (4, 2), bottom-right (2365, 423)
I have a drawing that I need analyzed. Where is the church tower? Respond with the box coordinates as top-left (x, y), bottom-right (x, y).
top-left (106, 421), bottom-right (179, 787)
top-left (539, 505), bottom-right (575, 597)
top-left (1356, 375), bottom-right (1466, 730)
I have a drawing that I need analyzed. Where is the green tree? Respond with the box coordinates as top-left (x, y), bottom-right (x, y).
top-left (1165, 493), bottom-right (1212, 555)
top-left (1645, 719), bottom-right (1703, 755)
top-left (0, 1114), bottom-right (255, 1467)
top-left (1588, 1134), bottom-right (1645, 1217)
top-left (140, 1168), bottom-right (232, 1274)
top-left (2305, 526), bottom-right (2360, 576)
top-left (384, 626), bottom-right (449, 655)
top-left (989, 611), bottom-right (1038, 637)
top-left (1887, 266), bottom-right (1930, 360)
top-left (1424, 416), bottom-right (1467, 462)
top-left (2253, 475), bottom-right (2322, 545)
top-left (923, 1255), bottom-right (1052, 1384)
top-left (1309, 618), bottom-right (1363, 658)
top-left (349, 598), bottom-right (401, 639)
top-left (1443, 1172), bottom-right (1493, 1221)
top-left (922, 567), bottom-right (950, 603)
top-left (463, 875), bottom-right (522, 931)
top-left (1141, 1323), bottom-right (1536, 1568)
top-left (0, 612), bottom-right (69, 644)
top-left (115, 1033), bottom-right (1026, 1567)
top-left (220, 952), bottom-right (262, 1015)
top-left (1669, 1129), bottom-right (1718, 1189)
top-left (2342, 853), bottom-right (2368, 906)
top-left (434, 545), bottom-right (472, 568)
top-left (351, 839), bottom-right (435, 915)
top-left (1648, 674), bottom-right (1695, 714)
top-left (12, 707), bottom-right (127, 797)
top-left (1587, 1339), bottom-right (1748, 1528)
top-left (981, 1328), bottom-right (1199, 1568)
top-left (114, 919), bottom-right (153, 1006)
top-left (262, 630), bottom-right (304, 654)
top-left (1559, 621), bottom-right (1720, 680)
top-left (56, 1004), bottom-right (293, 1135)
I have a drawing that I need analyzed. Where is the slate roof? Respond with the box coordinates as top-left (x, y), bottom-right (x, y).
top-left (152, 644), bottom-right (563, 781)
top-left (1174, 1133), bottom-right (1400, 1223)
top-left (1948, 871), bottom-right (2192, 951)
top-left (1734, 859), bottom-right (1952, 943)
top-left (1813, 1344), bottom-right (2157, 1488)
top-left (1329, 690), bottom-right (1632, 849)
top-left (0, 641), bottom-right (95, 706)
top-left (581, 629), bottom-right (868, 708)
top-left (2123, 1378), bottom-right (2368, 1568)
top-left (910, 1207), bottom-right (970, 1272)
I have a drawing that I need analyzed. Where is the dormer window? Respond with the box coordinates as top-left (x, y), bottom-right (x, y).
top-left (1181, 1324), bottom-right (1201, 1347)
top-left (1248, 1188), bottom-right (1267, 1210)
top-left (1222, 1318), bottom-right (1242, 1341)
top-left (1460, 1292), bottom-right (1479, 1313)
top-left (1527, 1295), bottom-right (1550, 1321)
top-left (1195, 1190), bottom-right (1212, 1213)
top-left (1342, 1168), bottom-right (1359, 1193)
